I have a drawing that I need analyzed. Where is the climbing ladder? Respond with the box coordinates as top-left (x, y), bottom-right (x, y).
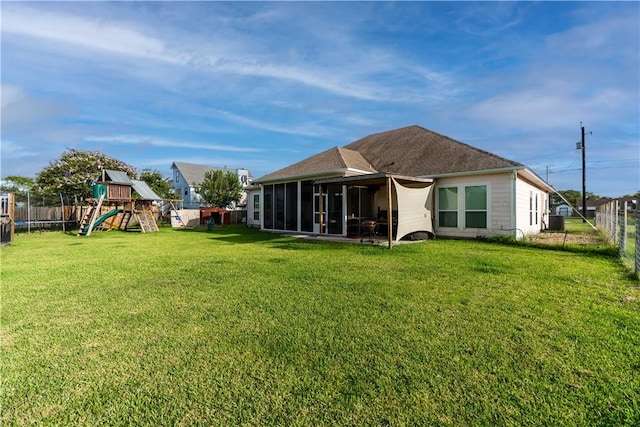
top-left (77, 195), bottom-right (104, 236)
top-left (117, 211), bottom-right (133, 230)
top-left (136, 210), bottom-right (159, 233)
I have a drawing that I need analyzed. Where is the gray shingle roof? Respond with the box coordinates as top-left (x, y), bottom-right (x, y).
top-left (344, 125), bottom-right (522, 176)
top-left (171, 162), bottom-right (232, 185)
top-left (255, 146), bottom-right (377, 183)
top-left (255, 125), bottom-right (523, 183)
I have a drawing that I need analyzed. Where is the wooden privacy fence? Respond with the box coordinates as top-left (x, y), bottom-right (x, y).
top-left (15, 205), bottom-right (248, 230)
top-left (595, 199), bottom-right (639, 276)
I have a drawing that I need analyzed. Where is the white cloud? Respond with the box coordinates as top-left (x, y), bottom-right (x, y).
top-left (84, 135), bottom-right (263, 153)
top-left (1, 6), bottom-right (184, 64)
top-left (2, 7), bottom-right (456, 102)
top-left (547, 12), bottom-right (639, 60)
top-left (208, 109), bottom-right (334, 138)
top-left (0, 85), bottom-right (64, 131)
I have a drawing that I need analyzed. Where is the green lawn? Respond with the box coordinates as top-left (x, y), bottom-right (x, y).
top-left (2, 226), bottom-right (639, 426)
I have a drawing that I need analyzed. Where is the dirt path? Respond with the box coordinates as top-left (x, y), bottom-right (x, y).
top-left (530, 230), bottom-right (608, 246)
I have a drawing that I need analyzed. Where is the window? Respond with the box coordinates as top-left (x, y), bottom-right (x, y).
top-left (465, 185), bottom-right (487, 229)
top-left (438, 185), bottom-right (488, 229)
top-left (438, 187), bottom-right (458, 227)
top-left (253, 194), bottom-right (260, 221)
top-left (529, 191), bottom-right (534, 226)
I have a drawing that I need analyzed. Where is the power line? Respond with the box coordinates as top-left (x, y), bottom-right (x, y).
top-left (538, 163), bottom-right (637, 175)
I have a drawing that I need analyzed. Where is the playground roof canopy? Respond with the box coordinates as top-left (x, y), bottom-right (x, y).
top-left (132, 180), bottom-right (162, 201)
top-left (104, 170), bottom-right (133, 185)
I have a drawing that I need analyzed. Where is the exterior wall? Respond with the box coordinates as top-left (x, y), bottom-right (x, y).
top-left (171, 165), bottom-right (203, 209)
top-left (245, 188), bottom-right (261, 228)
top-left (515, 177), bottom-right (549, 237)
top-left (170, 209), bottom-right (201, 227)
top-left (434, 172), bottom-right (515, 239)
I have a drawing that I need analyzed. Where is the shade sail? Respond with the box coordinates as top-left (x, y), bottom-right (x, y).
top-left (393, 177), bottom-right (433, 242)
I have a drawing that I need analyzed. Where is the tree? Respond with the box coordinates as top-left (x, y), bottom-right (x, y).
top-left (35, 149), bottom-right (136, 199)
top-left (551, 189), bottom-right (599, 208)
top-left (1, 175), bottom-right (35, 193)
top-left (1, 175), bottom-right (36, 205)
top-left (139, 169), bottom-right (174, 199)
top-left (197, 170), bottom-right (242, 208)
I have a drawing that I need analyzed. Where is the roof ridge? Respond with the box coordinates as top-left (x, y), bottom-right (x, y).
top-left (422, 127), bottom-right (523, 167)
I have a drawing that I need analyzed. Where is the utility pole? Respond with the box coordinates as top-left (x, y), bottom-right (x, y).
top-left (577, 123), bottom-right (591, 223)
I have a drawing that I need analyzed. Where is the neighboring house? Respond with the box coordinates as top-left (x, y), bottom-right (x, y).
top-left (555, 204), bottom-right (572, 216)
top-left (250, 125), bottom-right (553, 242)
top-left (170, 162), bottom-right (252, 209)
top-left (576, 197), bottom-right (611, 218)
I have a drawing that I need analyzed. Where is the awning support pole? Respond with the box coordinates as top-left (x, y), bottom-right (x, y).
top-left (319, 184), bottom-right (324, 235)
top-left (387, 177), bottom-right (393, 249)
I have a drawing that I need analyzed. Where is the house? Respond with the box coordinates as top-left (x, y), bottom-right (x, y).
top-left (170, 162), bottom-right (252, 209)
top-left (555, 204), bottom-right (572, 216)
top-left (249, 125), bottom-right (553, 244)
top-left (576, 197), bottom-right (611, 218)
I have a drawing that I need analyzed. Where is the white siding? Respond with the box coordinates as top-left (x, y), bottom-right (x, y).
top-left (245, 188), bottom-right (261, 228)
top-left (435, 172), bottom-right (515, 239)
top-left (515, 177), bottom-right (549, 236)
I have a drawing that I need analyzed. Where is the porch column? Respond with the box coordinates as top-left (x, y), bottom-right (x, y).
top-left (319, 184), bottom-right (324, 235)
top-left (387, 177), bottom-right (393, 249)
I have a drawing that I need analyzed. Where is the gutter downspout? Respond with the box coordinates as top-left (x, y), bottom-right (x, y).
top-left (387, 177), bottom-right (393, 249)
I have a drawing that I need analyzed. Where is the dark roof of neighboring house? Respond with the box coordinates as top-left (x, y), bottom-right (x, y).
top-left (171, 162), bottom-right (233, 186)
top-left (256, 125), bottom-right (523, 183)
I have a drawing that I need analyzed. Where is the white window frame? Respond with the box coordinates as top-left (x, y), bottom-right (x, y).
top-left (253, 194), bottom-right (260, 221)
top-left (437, 183), bottom-right (490, 230)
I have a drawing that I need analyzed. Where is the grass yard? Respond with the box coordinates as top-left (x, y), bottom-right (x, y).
top-left (2, 226), bottom-right (639, 426)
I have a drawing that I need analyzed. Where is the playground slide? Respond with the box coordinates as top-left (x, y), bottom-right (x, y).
top-left (84, 209), bottom-right (122, 234)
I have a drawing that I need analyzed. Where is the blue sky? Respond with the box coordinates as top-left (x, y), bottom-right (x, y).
top-left (1, 1), bottom-right (638, 197)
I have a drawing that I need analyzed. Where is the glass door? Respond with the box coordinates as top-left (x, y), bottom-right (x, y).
top-left (313, 189), bottom-right (327, 234)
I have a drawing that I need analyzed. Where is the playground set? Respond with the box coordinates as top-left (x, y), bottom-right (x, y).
top-left (78, 170), bottom-right (161, 236)
top-left (1, 192), bottom-right (14, 245)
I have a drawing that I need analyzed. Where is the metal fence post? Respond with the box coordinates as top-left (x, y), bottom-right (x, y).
top-left (618, 201), bottom-right (626, 259)
top-left (635, 197), bottom-right (640, 275)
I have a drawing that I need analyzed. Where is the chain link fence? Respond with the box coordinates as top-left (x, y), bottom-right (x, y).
top-left (595, 199), bottom-right (639, 277)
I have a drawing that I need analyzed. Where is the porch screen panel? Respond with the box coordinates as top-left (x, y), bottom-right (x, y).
top-left (393, 178), bottom-right (433, 242)
top-left (275, 184), bottom-right (285, 229)
top-left (285, 182), bottom-right (298, 231)
top-left (438, 187), bottom-right (458, 227)
top-left (263, 185), bottom-right (273, 229)
top-left (300, 181), bottom-right (313, 232)
top-left (327, 183), bottom-right (343, 235)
